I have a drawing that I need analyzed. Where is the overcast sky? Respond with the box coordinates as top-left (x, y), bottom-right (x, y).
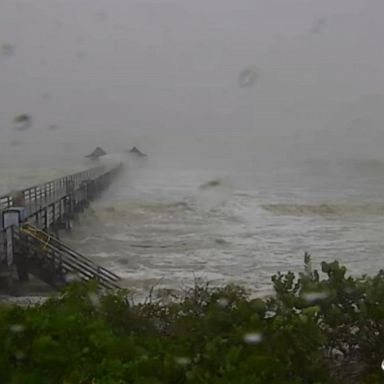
top-left (0, 0), bottom-right (383, 166)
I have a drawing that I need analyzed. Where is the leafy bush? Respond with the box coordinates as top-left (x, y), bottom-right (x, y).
top-left (1, 255), bottom-right (384, 383)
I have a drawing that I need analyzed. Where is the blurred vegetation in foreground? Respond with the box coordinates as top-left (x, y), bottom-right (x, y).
top-left (1, 254), bottom-right (384, 383)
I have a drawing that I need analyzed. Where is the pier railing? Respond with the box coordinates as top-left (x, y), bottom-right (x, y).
top-left (0, 164), bottom-right (110, 211)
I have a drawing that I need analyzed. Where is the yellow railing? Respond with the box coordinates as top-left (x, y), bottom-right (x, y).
top-left (21, 223), bottom-right (52, 251)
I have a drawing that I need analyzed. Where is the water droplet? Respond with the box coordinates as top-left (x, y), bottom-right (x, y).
top-left (217, 298), bottom-right (229, 308)
top-left (243, 332), bottom-right (262, 345)
top-left (12, 114), bottom-right (32, 131)
top-left (238, 67), bottom-right (258, 88)
top-left (10, 324), bottom-right (25, 333)
top-left (64, 273), bottom-right (81, 283)
top-left (2, 43), bottom-right (14, 57)
top-left (310, 17), bottom-right (327, 35)
top-left (199, 179), bottom-right (222, 190)
top-left (175, 357), bottom-right (191, 366)
top-left (303, 291), bottom-right (328, 303)
top-left (88, 292), bottom-right (101, 308)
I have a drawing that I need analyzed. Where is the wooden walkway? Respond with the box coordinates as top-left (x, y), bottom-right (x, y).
top-left (0, 162), bottom-right (123, 290)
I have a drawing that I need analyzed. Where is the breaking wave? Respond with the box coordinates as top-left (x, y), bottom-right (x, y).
top-left (90, 201), bottom-right (193, 220)
top-left (262, 203), bottom-right (384, 216)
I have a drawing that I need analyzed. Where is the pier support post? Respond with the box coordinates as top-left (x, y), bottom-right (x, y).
top-left (14, 251), bottom-right (29, 282)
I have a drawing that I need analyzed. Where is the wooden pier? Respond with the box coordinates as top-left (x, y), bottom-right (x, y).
top-left (0, 162), bottom-right (123, 291)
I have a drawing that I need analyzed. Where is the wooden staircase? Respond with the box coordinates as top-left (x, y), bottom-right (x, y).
top-left (13, 224), bottom-right (120, 290)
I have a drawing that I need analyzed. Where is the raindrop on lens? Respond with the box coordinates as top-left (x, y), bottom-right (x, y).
top-left (1, 43), bottom-right (14, 57)
top-left (217, 298), bottom-right (229, 308)
top-left (303, 291), bottom-right (328, 303)
top-left (238, 67), bottom-right (258, 87)
top-left (88, 292), bottom-right (101, 308)
top-left (64, 273), bottom-right (80, 283)
top-left (12, 114), bottom-right (32, 131)
top-left (10, 324), bottom-right (25, 333)
top-left (243, 332), bottom-right (262, 345)
top-left (175, 357), bottom-right (191, 366)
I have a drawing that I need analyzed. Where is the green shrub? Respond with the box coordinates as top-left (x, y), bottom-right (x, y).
top-left (0, 255), bottom-right (384, 383)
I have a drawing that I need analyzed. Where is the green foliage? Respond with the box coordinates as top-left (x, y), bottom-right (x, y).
top-left (1, 256), bottom-right (384, 383)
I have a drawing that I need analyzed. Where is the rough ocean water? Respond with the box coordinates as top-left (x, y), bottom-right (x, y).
top-left (2, 154), bottom-right (377, 297)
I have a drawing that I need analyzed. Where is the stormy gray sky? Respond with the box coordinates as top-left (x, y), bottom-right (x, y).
top-left (1, 0), bottom-right (383, 168)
